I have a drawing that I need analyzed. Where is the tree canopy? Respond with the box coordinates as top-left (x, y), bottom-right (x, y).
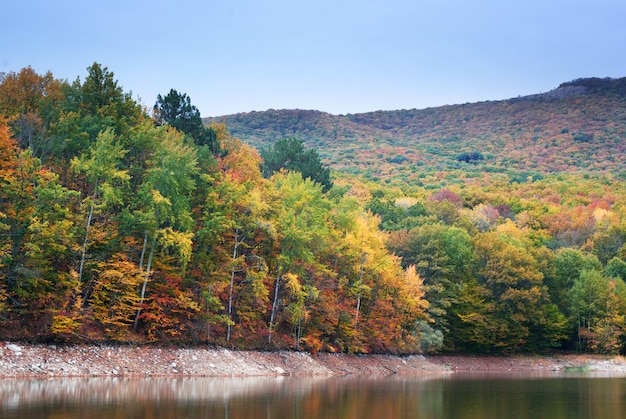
top-left (154, 88), bottom-right (220, 154)
top-left (2, 64), bottom-right (626, 356)
top-left (260, 137), bottom-right (332, 191)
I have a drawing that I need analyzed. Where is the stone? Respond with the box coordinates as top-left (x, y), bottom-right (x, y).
top-left (7, 344), bottom-right (22, 355)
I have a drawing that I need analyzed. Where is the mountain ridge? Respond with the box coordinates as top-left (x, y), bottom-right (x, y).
top-left (204, 77), bottom-right (626, 183)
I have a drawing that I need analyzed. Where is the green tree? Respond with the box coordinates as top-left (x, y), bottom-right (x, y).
top-left (48, 63), bottom-right (143, 181)
top-left (569, 269), bottom-right (626, 354)
top-left (71, 128), bottom-right (129, 285)
top-left (261, 138), bottom-right (332, 192)
top-left (154, 89), bottom-right (220, 153)
top-left (76, 63), bottom-right (141, 134)
top-left (549, 248), bottom-right (602, 316)
top-left (606, 257), bottom-right (626, 280)
top-left (131, 126), bottom-right (198, 330)
top-left (389, 224), bottom-right (475, 348)
top-left (366, 195), bottom-right (426, 231)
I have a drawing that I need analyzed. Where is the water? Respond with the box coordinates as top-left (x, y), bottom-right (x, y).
top-left (1, 373), bottom-right (626, 418)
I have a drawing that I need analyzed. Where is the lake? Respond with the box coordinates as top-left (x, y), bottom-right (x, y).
top-left (1, 372), bottom-right (626, 418)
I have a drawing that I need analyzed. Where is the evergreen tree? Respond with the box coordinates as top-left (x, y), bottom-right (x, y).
top-left (154, 89), bottom-right (220, 154)
top-left (260, 138), bottom-right (332, 192)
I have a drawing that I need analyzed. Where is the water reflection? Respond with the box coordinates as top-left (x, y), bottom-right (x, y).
top-left (1, 373), bottom-right (626, 418)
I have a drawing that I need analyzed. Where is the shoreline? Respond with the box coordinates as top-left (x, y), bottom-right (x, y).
top-left (1, 342), bottom-right (625, 379)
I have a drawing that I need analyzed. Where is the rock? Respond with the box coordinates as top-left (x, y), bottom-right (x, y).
top-left (7, 344), bottom-right (22, 354)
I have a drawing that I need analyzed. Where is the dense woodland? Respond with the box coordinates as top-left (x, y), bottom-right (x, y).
top-left (206, 77), bottom-right (626, 184)
top-left (1, 64), bottom-right (626, 355)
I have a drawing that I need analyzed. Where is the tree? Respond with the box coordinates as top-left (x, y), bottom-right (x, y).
top-left (606, 257), bottom-right (626, 280)
top-left (266, 171), bottom-right (330, 347)
top-left (73, 63), bottom-right (142, 138)
top-left (47, 63), bottom-right (142, 180)
top-left (569, 269), bottom-right (626, 354)
top-left (132, 126), bottom-right (198, 330)
top-left (389, 224), bottom-right (475, 348)
top-left (199, 134), bottom-right (269, 344)
top-left (89, 254), bottom-right (143, 340)
top-left (472, 224), bottom-right (567, 352)
top-left (260, 138), bottom-right (332, 192)
top-left (154, 89), bottom-right (220, 153)
top-left (0, 118), bottom-right (80, 338)
top-left (0, 67), bottom-right (66, 162)
top-left (71, 128), bottom-right (129, 285)
top-left (366, 195), bottom-right (426, 231)
top-left (549, 248), bottom-right (602, 316)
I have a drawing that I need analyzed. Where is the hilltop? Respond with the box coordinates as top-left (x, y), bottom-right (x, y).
top-left (204, 77), bottom-right (626, 184)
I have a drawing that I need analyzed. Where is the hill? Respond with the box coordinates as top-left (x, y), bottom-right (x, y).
top-left (204, 77), bottom-right (626, 184)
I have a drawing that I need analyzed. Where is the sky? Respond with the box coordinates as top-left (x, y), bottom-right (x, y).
top-left (2, 0), bottom-right (625, 117)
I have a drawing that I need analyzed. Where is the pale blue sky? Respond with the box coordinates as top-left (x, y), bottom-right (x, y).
top-left (2, 0), bottom-right (625, 117)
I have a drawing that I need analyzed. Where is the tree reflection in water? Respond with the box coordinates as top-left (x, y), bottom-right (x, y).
top-left (1, 373), bottom-right (626, 419)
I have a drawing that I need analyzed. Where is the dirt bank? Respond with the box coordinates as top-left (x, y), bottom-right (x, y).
top-left (1, 342), bottom-right (625, 378)
top-left (0, 342), bottom-right (447, 378)
top-left (431, 354), bottom-right (626, 373)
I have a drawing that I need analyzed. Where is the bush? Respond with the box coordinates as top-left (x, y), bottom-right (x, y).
top-left (573, 133), bottom-right (593, 142)
top-left (456, 151), bottom-right (484, 163)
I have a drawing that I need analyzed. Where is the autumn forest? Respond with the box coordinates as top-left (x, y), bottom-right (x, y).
top-left (2, 64), bottom-right (626, 355)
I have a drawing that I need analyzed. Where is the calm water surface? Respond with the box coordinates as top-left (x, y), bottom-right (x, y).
top-left (1, 372), bottom-right (626, 418)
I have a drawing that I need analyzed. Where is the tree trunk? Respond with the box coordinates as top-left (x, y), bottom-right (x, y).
top-left (134, 232), bottom-right (156, 331)
top-left (268, 271), bottom-right (281, 344)
top-left (139, 230), bottom-right (148, 270)
top-left (78, 179), bottom-right (99, 283)
top-left (354, 252), bottom-right (365, 329)
top-left (226, 229), bottom-right (241, 342)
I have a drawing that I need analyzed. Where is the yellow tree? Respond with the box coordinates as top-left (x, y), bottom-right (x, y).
top-left (473, 222), bottom-right (567, 352)
top-left (266, 171), bottom-right (330, 348)
top-left (336, 211), bottom-right (431, 353)
top-left (89, 254), bottom-right (143, 340)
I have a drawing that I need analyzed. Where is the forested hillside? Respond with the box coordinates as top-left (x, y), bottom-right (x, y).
top-left (2, 65), bottom-right (626, 355)
top-left (0, 65), bottom-right (431, 354)
top-left (205, 77), bottom-right (626, 184)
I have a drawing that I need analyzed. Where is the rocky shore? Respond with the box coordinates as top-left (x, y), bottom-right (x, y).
top-left (1, 342), bottom-right (625, 378)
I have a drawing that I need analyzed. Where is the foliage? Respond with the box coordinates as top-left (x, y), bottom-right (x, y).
top-left (569, 270), bottom-right (626, 354)
top-left (154, 89), bottom-right (220, 154)
top-left (206, 78), bottom-right (626, 186)
top-left (260, 138), bottom-right (333, 191)
top-left (3, 65), bottom-right (626, 356)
